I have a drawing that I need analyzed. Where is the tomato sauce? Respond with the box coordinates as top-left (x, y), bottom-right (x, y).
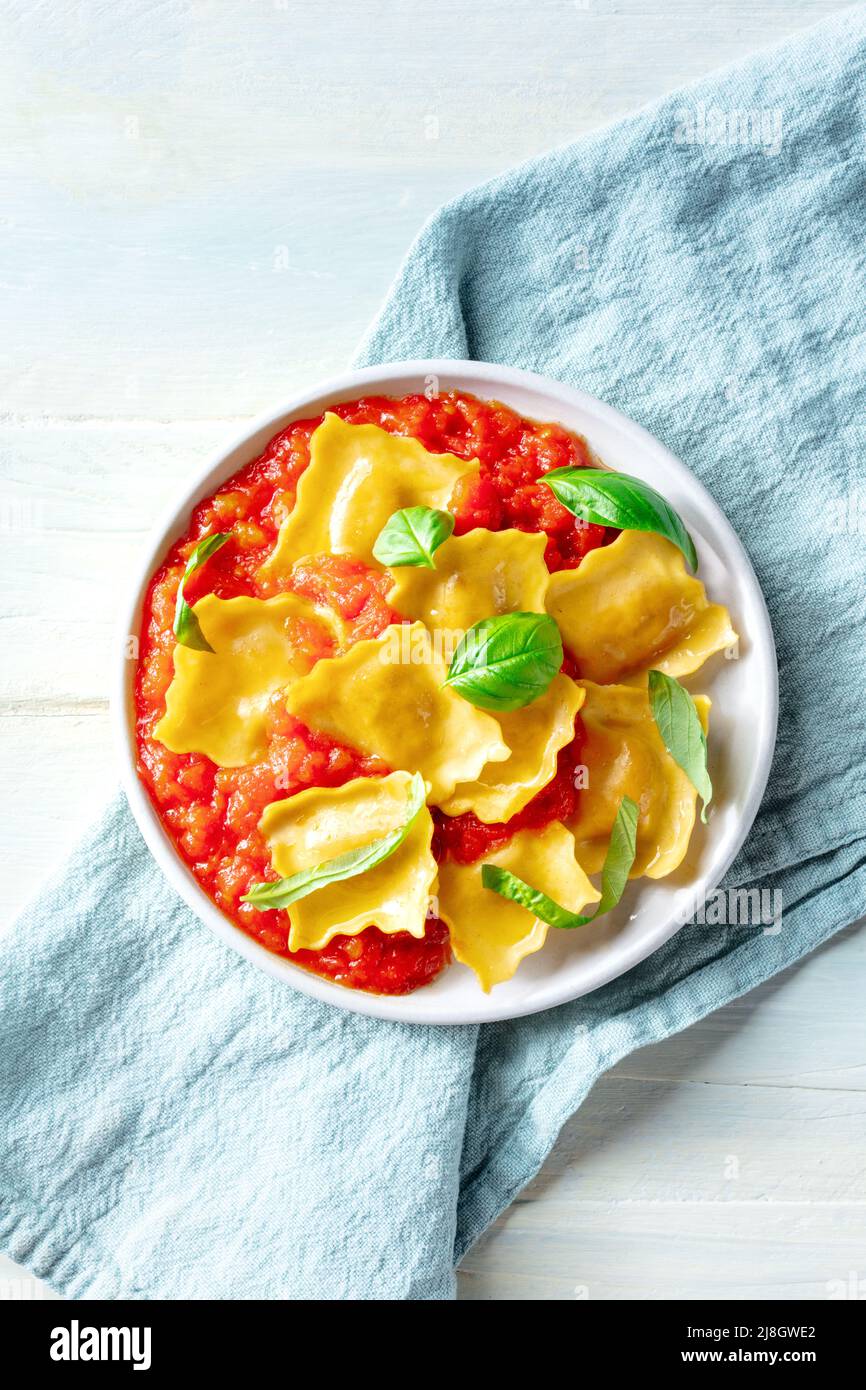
top-left (135, 391), bottom-right (607, 994)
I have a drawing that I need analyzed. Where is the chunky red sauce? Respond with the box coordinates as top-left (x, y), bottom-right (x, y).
top-left (135, 391), bottom-right (608, 994)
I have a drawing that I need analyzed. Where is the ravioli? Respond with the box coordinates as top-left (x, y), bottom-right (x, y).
top-left (259, 413), bottom-right (478, 574)
top-left (545, 530), bottom-right (737, 684)
top-left (387, 527), bottom-right (550, 657)
top-left (568, 680), bottom-right (710, 879)
top-left (259, 772), bottom-right (437, 953)
top-left (441, 674), bottom-right (584, 823)
top-left (437, 823), bottom-right (600, 991)
top-left (154, 592), bottom-right (333, 767)
top-left (284, 621), bottom-right (510, 806)
top-left (139, 387), bottom-right (735, 999)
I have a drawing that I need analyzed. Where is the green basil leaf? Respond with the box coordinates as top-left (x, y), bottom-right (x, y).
top-left (595, 794), bottom-right (640, 914)
top-left (480, 863), bottom-right (587, 929)
top-left (241, 772), bottom-right (427, 911)
top-left (542, 467), bottom-right (698, 571)
top-left (648, 669), bottom-right (712, 822)
top-left (481, 796), bottom-right (639, 930)
top-left (173, 532), bottom-right (230, 652)
top-left (445, 611), bottom-right (563, 712)
top-left (174, 600), bottom-right (216, 653)
top-left (372, 506), bottom-right (455, 568)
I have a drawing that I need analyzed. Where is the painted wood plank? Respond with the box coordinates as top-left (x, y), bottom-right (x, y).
top-left (0, 711), bottom-right (114, 924)
top-left (0, 1), bottom-right (846, 419)
top-left (0, 1257), bottom-right (60, 1302)
top-left (0, 421), bottom-right (229, 702)
top-left (457, 919), bottom-right (866, 1297)
top-left (459, 1194), bottom-right (866, 1299)
top-left (613, 925), bottom-right (866, 1092)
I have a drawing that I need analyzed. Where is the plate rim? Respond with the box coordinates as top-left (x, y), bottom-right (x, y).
top-left (113, 358), bottom-right (779, 1025)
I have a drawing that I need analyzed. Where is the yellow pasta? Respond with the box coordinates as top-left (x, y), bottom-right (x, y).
top-left (437, 824), bottom-right (600, 990)
top-left (388, 527), bottom-right (550, 658)
top-left (441, 675), bottom-right (584, 823)
top-left (155, 592), bottom-right (332, 767)
top-left (259, 414), bottom-right (478, 573)
top-left (545, 530), bottom-right (736, 684)
top-left (284, 621), bottom-right (510, 806)
top-left (259, 772), bottom-right (437, 953)
top-left (568, 680), bottom-right (711, 879)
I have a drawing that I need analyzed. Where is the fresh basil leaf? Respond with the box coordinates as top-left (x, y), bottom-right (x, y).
top-left (595, 794), bottom-right (640, 914)
top-left (648, 669), bottom-right (712, 822)
top-left (241, 772), bottom-right (427, 911)
top-left (372, 506), bottom-right (455, 568)
top-left (481, 796), bottom-right (639, 930)
top-left (173, 532), bottom-right (230, 652)
top-left (183, 531), bottom-right (232, 575)
top-left (480, 863), bottom-right (586, 929)
top-left (542, 467), bottom-right (698, 571)
top-left (445, 611), bottom-right (563, 712)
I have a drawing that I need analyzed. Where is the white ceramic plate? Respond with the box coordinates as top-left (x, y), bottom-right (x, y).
top-left (114, 360), bottom-right (778, 1025)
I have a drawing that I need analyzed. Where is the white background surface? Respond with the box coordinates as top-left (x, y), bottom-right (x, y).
top-left (2, 0), bottom-right (863, 1302)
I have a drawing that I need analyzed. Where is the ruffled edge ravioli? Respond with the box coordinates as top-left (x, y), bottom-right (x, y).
top-left (568, 680), bottom-right (711, 880)
top-left (437, 824), bottom-right (599, 991)
top-left (387, 527), bottom-right (550, 650)
top-left (259, 413), bottom-right (479, 574)
top-left (259, 772), bottom-right (437, 953)
top-left (151, 405), bottom-right (734, 993)
top-left (154, 592), bottom-right (334, 767)
top-left (441, 675), bottom-right (584, 823)
top-left (545, 530), bottom-right (737, 684)
top-left (285, 621), bottom-right (509, 807)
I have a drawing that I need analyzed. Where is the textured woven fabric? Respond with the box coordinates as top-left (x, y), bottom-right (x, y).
top-left (2, 8), bottom-right (865, 1300)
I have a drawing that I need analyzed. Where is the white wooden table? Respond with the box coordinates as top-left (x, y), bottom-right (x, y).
top-left (2, 0), bottom-right (862, 1302)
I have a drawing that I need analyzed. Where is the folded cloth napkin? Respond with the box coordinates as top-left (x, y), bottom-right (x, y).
top-left (3, 8), bottom-right (866, 1301)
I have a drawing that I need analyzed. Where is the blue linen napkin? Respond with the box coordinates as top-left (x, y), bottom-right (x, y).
top-left (3, 7), bottom-right (866, 1301)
